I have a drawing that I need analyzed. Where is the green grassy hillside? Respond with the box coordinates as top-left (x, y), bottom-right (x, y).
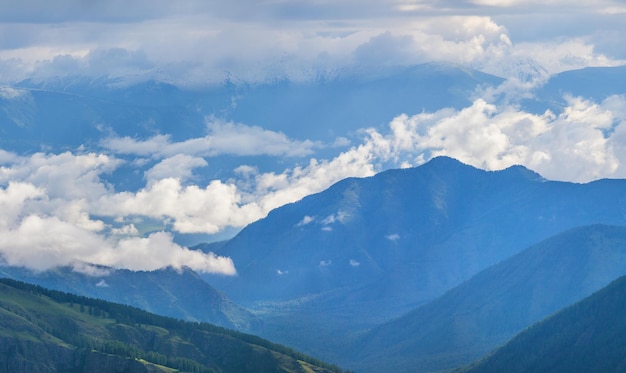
top-left (0, 278), bottom-right (346, 373)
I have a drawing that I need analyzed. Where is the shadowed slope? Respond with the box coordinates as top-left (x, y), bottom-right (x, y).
top-left (462, 274), bottom-right (626, 373)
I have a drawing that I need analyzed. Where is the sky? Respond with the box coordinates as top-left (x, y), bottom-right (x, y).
top-left (0, 0), bottom-right (625, 275)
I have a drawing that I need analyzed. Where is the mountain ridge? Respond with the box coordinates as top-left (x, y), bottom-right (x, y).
top-left (213, 156), bottom-right (625, 304)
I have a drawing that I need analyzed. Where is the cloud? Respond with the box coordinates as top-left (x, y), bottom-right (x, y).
top-left (0, 181), bottom-right (44, 228)
top-left (0, 210), bottom-right (236, 275)
top-left (95, 138), bottom-right (378, 235)
top-left (0, 3), bottom-right (624, 84)
top-left (102, 119), bottom-right (320, 158)
top-left (95, 178), bottom-right (265, 234)
top-left (249, 151), bottom-right (376, 213)
top-left (0, 151), bottom-right (120, 200)
top-left (0, 0), bottom-right (194, 23)
top-left (354, 32), bottom-right (420, 66)
top-left (354, 93), bottom-right (626, 182)
top-left (503, 39), bottom-right (618, 76)
top-left (101, 135), bottom-right (170, 157)
top-left (91, 232), bottom-right (236, 275)
top-left (0, 108), bottom-right (382, 274)
top-left (0, 154), bottom-right (236, 275)
top-left (144, 155), bottom-right (208, 186)
top-left (297, 215), bottom-right (315, 226)
top-left (110, 223), bottom-right (139, 236)
top-left (386, 233), bottom-right (400, 241)
top-left (202, 120), bottom-right (320, 157)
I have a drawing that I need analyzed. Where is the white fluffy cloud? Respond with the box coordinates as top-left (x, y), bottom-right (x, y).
top-left (89, 232), bottom-right (236, 274)
top-left (96, 178), bottom-right (265, 234)
top-left (0, 211), bottom-right (235, 275)
top-left (0, 157), bottom-right (236, 274)
top-left (0, 151), bottom-right (118, 199)
top-left (363, 94), bottom-right (626, 182)
top-left (144, 155), bottom-right (208, 186)
top-left (0, 181), bottom-right (44, 228)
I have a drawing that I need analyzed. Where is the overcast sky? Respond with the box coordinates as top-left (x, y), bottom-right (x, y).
top-left (1, 1), bottom-right (625, 274)
top-left (0, 0), bottom-right (624, 84)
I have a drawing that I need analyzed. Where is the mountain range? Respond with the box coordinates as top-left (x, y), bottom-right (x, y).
top-left (205, 156), bottom-right (626, 361)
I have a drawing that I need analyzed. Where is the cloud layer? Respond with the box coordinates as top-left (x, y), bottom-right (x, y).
top-left (0, 1), bottom-right (624, 84)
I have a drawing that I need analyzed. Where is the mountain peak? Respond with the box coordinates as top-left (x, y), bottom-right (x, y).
top-left (414, 156), bottom-right (485, 177)
top-left (423, 155), bottom-right (469, 168)
top-left (419, 156), bottom-right (545, 182)
top-left (501, 163), bottom-right (545, 181)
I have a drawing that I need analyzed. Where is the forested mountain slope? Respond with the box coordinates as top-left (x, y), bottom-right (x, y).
top-left (462, 274), bottom-right (626, 373)
top-left (0, 278), bottom-right (344, 373)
